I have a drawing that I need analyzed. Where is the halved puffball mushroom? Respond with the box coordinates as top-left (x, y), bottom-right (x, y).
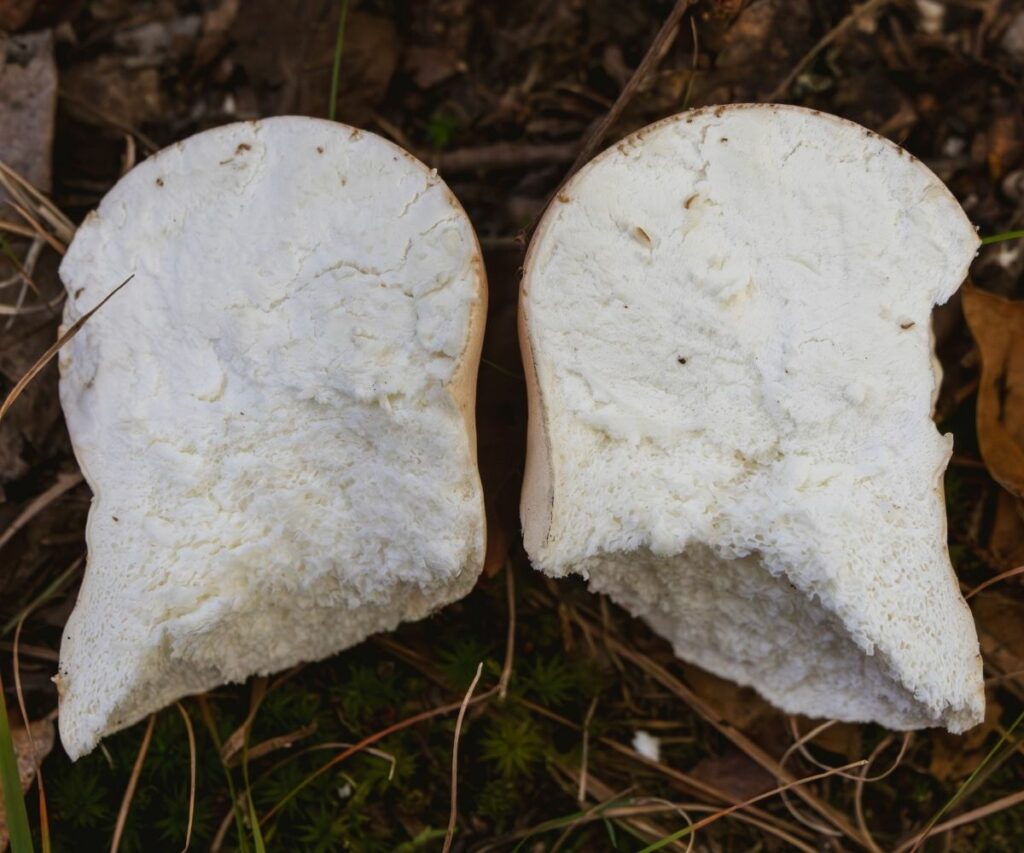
top-left (56, 117), bottom-right (487, 759)
top-left (520, 104), bottom-right (984, 732)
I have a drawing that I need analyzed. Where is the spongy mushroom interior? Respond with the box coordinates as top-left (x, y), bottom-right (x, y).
top-left (522, 106), bottom-right (982, 731)
top-left (57, 118), bottom-right (485, 759)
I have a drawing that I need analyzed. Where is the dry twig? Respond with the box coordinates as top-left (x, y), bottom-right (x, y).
top-left (766, 0), bottom-right (894, 101)
top-left (110, 715), bottom-right (157, 853)
top-left (443, 661), bottom-right (483, 852)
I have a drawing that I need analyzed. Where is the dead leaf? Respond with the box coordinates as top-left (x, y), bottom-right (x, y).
top-left (986, 108), bottom-right (1023, 180)
top-left (690, 748), bottom-right (775, 801)
top-left (709, 0), bottom-right (815, 99)
top-left (0, 29), bottom-right (56, 195)
top-left (962, 284), bottom-right (1024, 498)
top-left (974, 592), bottom-right (1024, 701)
top-left (929, 697), bottom-right (1003, 781)
top-left (0, 716), bottom-right (54, 851)
top-left (680, 664), bottom-right (773, 731)
top-left (61, 54), bottom-right (165, 131)
top-left (0, 29), bottom-right (62, 485)
top-left (404, 45), bottom-right (464, 90)
top-left (231, 2), bottom-right (397, 123)
top-left (792, 717), bottom-right (863, 760)
top-left (194, 0), bottom-right (241, 68)
top-left (0, 0), bottom-right (36, 32)
top-left (988, 491), bottom-right (1024, 570)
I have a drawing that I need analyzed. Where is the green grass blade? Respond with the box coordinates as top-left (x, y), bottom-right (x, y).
top-left (911, 709), bottom-right (1024, 849)
top-left (638, 824), bottom-right (693, 851)
top-left (0, 669), bottom-right (35, 853)
top-left (245, 794), bottom-right (266, 853)
top-left (512, 797), bottom-right (631, 851)
top-left (197, 699), bottom-right (250, 853)
top-left (981, 229), bottom-right (1024, 245)
top-left (2, 557), bottom-right (83, 637)
top-left (327, 0), bottom-right (350, 121)
top-left (241, 744), bottom-right (266, 853)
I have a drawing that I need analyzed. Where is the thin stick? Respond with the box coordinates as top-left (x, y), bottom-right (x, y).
top-left (564, 0), bottom-right (694, 183)
top-left (777, 720), bottom-right (844, 836)
top-left (517, 695), bottom-right (811, 841)
top-left (499, 560), bottom-right (516, 700)
top-left (636, 761), bottom-right (868, 852)
top-left (788, 716), bottom-right (910, 783)
top-left (906, 709), bottom-right (1024, 853)
top-left (260, 686), bottom-right (497, 825)
top-left (598, 736), bottom-right (810, 840)
top-left (0, 161), bottom-right (75, 242)
top-left (0, 220), bottom-right (37, 239)
top-left (6, 202), bottom-right (66, 257)
top-left (0, 232), bottom-right (42, 296)
top-left (56, 90), bottom-right (159, 153)
top-left (0, 473), bottom-right (83, 555)
top-left (175, 703), bottom-right (198, 853)
top-left (0, 274), bottom-right (134, 424)
top-left (110, 715), bottom-right (157, 853)
top-left (605, 636), bottom-right (866, 844)
top-left (497, 763), bottom-right (865, 851)
top-left (855, 735), bottom-right (899, 853)
top-left (966, 564), bottom-right (1024, 599)
top-left (577, 696), bottom-right (599, 803)
top-left (3, 555), bottom-right (84, 637)
top-left (766, 0), bottom-right (893, 101)
top-left (0, 641), bottom-right (59, 662)
top-left (443, 662), bottom-right (483, 853)
top-left (896, 789), bottom-right (1024, 852)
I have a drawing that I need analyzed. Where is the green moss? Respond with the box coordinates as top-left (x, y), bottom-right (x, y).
top-left (481, 713), bottom-right (546, 777)
top-left (49, 760), bottom-right (112, 829)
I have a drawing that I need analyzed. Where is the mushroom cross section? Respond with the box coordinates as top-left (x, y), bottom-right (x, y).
top-left (520, 104), bottom-right (983, 732)
top-left (56, 117), bottom-right (487, 759)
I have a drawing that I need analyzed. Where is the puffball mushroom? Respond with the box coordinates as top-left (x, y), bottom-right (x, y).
top-left (56, 117), bottom-right (486, 759)
top-left (520, 104), bottom-right (985, 732)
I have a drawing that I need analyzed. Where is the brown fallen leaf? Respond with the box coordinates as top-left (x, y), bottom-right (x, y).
top-left (0, 29), bottom-right (56, 195)
top-left (0, 715), bottom-right (54, 852)
top-left (929, 697), bottom-right (1003, 781)
top-left (690, 748), bottom-right (775, 801)
top-left (0, 29), bottom-right (62, 485)
top-left (0, 0), bottom-right (35, 33)
top-left (679, 663), bottom-right (773, 731)
top-left (988, 491), bottom-right (1024, 570)
top-left (985, 107), bottom-right (1024, 181)
top-left (792, 716), bottom-right (863, 761)
top-left (962, 283), bottom-right (1024, 498)
top-left (194, 0), bottom-right (241, 68)
top-left (231, 3), bottom-right (398, 124)
top-left (61, 54), bottom-right (165, 132)
top-left (707, 0), bottom-right (815, 100)
top-left (973, 592), bottom-right (1024, 701)
top-left (404, 45), bottom-right (464, 90)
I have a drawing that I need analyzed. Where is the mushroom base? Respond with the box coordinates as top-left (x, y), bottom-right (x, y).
top-left (580, 544), bottom-right (980, 732)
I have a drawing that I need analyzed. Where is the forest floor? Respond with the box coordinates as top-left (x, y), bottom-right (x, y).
top-left (3, 0), bottom-right (1024, 850)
